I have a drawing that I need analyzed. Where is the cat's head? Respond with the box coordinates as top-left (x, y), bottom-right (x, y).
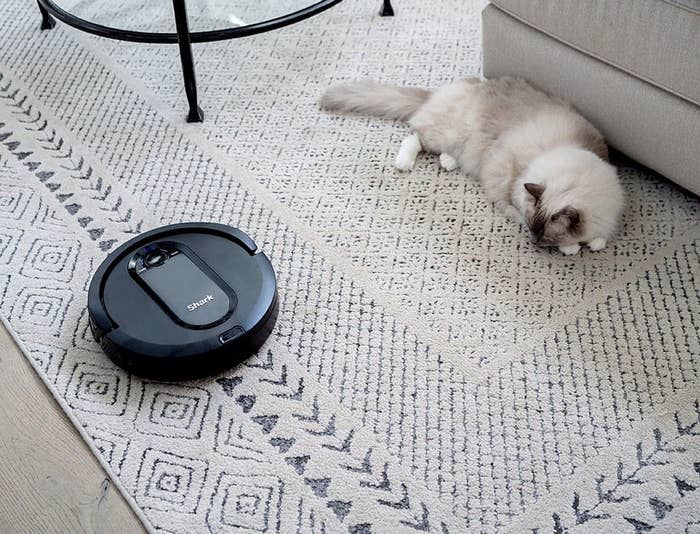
top-left (516, 147), bottom-right (623, 247)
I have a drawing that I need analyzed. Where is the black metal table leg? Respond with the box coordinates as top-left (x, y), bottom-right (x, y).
top-left (172, 0), bottom-right (203, 122)
top-left (37, 1), bottom-right (56, 29)
top-left (380, 0), bottom-right (394, 16)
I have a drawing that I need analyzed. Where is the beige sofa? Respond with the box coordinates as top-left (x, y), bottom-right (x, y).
top-left (482, 0), bottom-right (700, 196)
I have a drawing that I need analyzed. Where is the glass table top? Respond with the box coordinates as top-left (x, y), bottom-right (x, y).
top-left (50, 0), bottom-right (338, 35)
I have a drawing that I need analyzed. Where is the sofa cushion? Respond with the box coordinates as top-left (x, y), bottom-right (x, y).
top-left (488, 0), bottom-right (700, 106)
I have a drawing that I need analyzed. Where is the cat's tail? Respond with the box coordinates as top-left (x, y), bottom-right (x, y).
top-left (320, 81), bottom-right (431, 121)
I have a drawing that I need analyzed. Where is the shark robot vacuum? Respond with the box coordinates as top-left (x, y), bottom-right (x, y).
top-left (87, 223), bottom-right (278, 379)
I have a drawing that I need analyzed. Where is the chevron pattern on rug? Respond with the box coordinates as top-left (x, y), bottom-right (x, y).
top-left (0, 0), bottom-right (698, 532)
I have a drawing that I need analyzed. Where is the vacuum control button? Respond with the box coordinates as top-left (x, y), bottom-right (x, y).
top-left (145, 250), bottom-right (167, 267)
top-left (220, 326), bottom-right (245, 344)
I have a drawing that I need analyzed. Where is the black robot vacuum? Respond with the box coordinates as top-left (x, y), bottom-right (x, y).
top-left (88, 223), bottom-right (278, 379)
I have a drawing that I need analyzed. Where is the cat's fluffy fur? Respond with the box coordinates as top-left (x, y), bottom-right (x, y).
top-left (320, 77), bottom-right (624, 254)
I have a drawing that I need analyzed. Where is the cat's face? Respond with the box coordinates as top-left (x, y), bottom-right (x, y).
top-left (522, 182), bottom-right (583, 247)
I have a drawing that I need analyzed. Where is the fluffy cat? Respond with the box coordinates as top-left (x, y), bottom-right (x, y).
top-left (320, 77), bottom-right (624, 255)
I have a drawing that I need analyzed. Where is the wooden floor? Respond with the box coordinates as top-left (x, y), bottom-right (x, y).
top-left (0, 323), bottom-right (146, 534)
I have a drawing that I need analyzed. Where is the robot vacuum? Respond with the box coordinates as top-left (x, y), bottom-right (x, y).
top-left (87, 223), bottom-right (278, 379)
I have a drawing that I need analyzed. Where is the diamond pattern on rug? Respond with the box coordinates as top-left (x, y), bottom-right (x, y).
top-left (0, 1), bottom-right (698, 533)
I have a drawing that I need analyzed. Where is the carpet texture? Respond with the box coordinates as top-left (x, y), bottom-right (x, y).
top-left (1, 0), bottom-right (699, 532)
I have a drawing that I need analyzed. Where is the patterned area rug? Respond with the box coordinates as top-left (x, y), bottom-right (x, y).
top-left (1, 0), bottom-right (699, 532)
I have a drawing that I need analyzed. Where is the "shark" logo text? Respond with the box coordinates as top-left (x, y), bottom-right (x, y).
top-left (187, 294), bottom-right (214, 311)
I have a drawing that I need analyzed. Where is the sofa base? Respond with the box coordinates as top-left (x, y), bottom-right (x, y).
top-left (482, 5), bottom-right (700, 196)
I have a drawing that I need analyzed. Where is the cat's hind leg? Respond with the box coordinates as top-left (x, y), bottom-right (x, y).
top-left (395, 133), bottom-right (422, 171)
top-left (439, 153), bottom-right (458, 171)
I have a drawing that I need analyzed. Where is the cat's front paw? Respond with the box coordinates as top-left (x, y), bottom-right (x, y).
top-left (439, 153), bottom-right (458, 171)
top-left (559, 244), bottom-right (581, 255)
top-left (587, 237), bottom-right (607, 251)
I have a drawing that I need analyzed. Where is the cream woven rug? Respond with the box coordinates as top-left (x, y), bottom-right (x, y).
top-left (1, 0), bottom-right (699, 532)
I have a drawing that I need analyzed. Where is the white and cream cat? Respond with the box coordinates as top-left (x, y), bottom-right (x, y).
top-left (320, 77), bottom-right (624, 255)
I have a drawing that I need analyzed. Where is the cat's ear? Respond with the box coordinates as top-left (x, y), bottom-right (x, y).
top-left (524, 182), bottom-right (545, 201)
top-left (552, 206), bottom-right (582, 233)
